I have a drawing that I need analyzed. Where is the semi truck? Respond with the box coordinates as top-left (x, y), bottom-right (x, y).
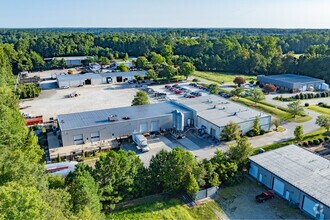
top-left (132, 132), bottom-right (150, 152)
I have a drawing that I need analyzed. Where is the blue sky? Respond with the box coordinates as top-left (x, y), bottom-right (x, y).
top-left (1, 0), bottom-right (330, 28)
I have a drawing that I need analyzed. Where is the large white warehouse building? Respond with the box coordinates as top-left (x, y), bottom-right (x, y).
top-left (57, 95), bottom-right (271, 147)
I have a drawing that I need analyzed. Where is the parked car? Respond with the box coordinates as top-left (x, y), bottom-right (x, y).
top-left (256, 191), bottom-right (275, 203)
top-left (174, 89), bottom-right (184, 94)
top-left (187, 95), bottom-right (196, 98)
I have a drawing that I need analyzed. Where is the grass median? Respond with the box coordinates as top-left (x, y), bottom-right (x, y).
top-left (107, 198), bottom-right (223, 220)
top-left (192, 71), bottom-right (256, 84)
top-left (253, 128), bottom-right (328, 154)
top-left (307, 105), bottom-right (330, 115)
top-left (230, 97), bottom-right (312, 123)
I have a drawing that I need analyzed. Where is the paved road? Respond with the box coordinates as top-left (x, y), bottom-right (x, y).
top-left (188, 76), bottom-right (323, 148)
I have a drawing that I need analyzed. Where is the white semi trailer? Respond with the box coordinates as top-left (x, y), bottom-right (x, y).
top-left (132, 132), bottom-right (150, 152)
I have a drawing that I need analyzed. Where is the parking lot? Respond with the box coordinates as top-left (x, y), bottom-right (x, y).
top-left (121, 132), bottom-right (227, 165)
top-left (147, 83), bottom-right (210, 102)
top-left (216, 178), bottom-right (309, 220)
top-left (19, 83), bottom-right (144, 121)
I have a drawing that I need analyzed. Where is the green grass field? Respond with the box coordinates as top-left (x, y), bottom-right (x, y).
top-left (230, 97), bottom-right (312, 123)
top-left (107, 199), bottom-right (222, 220)
top-left (192, 71), bottom-right (256, 84)
top-left (307, 105), bottom-right (330, 115)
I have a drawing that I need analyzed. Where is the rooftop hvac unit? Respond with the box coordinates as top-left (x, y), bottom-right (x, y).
top-left (108, 114), bottom-right (118, 122)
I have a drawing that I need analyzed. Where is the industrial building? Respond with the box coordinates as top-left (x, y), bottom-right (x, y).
top-left (57, 95), bottom-right (271, 147)
top-left (44, 56), bottom-right (90, 66)
top-left (56, 71), bottom-right (147, 88)
top-left (249, 145), bottom-right (330, 219)
top-left (257, 74), bottom-right (328, 92)
top-left (175, 95), bottom-right (271, 138)
top-left (58, 102), bottom-right (192, 146)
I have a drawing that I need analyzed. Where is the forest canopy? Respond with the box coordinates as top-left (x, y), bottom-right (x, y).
top-left (0, 28), bottom-right (329, 83)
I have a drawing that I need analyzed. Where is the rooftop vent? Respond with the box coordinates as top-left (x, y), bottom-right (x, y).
top-left (108, 114), bottom-right (118, 122)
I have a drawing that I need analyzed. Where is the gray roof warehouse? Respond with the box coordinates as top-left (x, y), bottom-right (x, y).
top-left (257, 74), bottom-right (328, 92)
top-left (249, 145), bottom-right (330, 219)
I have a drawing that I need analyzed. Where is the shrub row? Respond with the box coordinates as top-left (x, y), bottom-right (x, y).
top-left (246, 129), bottom-right (267, 137)
top-left (318, 102), bottom-right (330, 109)
top-left (299, 137), bottom-right (330, 147)
top-left (274, 91), bottom-right (330, 102)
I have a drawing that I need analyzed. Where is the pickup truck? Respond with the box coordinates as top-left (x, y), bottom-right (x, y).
top-left (256, 191), bottom-right (275, 203)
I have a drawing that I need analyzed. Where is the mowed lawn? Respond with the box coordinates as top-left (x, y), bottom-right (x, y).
top-left (192, 71), bottom-right (256, 84)
top-left (107, 199), bottom-right (223, 220)
top-left (307, 105), bottom-right (330, 115)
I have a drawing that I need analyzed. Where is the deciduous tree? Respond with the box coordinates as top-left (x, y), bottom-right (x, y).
top-left (179, 62), bottom-right (195, 79)
top-left (294, 125), bottom-right (304, 142)
top-left (316, 115), bottom-right (330, 132)
top-left (132, 91), bottom-right (149, 106)
top-left (250, 87), bottom-right (265, 104)
top-left (220, 121), bottom-right (240, 141)
top-left (233, 76), bottom-right (246, 87)
top-left (208, 83), bottom-right (219, 94)
top-left (287, 101), bottom-right (305, 118)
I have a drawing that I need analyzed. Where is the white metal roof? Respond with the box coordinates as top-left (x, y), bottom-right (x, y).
top-left (249, 145), bottom-right (330, 207)
top-left (176, 95), bottom-right (270, 127)
top-left (57, 102), bottom-right (190, 131)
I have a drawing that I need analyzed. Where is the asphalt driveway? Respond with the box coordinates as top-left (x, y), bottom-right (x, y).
top-left (215, 178), bottom-right (310, 220)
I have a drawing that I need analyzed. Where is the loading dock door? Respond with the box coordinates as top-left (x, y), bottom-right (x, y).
top-left (302, 196), bottom-right (317, 217)
top-left (116, 76), bottom-right (123, 82)
top-left (210, 128), bottom-right (216, 137)
top-left (249, 164), bottom-right (258, 179)
top-left (73, 134), bottom-right (84, 145)
top-left (140, 123), bottom-right (148, 133)
top-left (90, 131), bottom-right (100, 142)
top-left (273, 178), bottom-right (285, 196)
top-left (151, 121), bottom-right (159, 132)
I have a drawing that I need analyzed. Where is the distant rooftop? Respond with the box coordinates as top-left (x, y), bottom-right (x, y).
top-left (56, 73), bottom-right (102, 81)
top-left (250, 145), bottom-right (330, 207)
top-left (44, 56), bottom-right (90, 61)
top-left (258, 74), bottom-right (324, 84)
top-left (56, 71), bottom-right (147, 82)
top-left (176, 95), bottom-right (270, 126)
top-left (58, 102), bottom-right (190, 131)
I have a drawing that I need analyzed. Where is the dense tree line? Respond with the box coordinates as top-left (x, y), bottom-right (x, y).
top-left (0, 29), bottom-right (330, 83)
top-left (64, 139), bottom-right (252, 213)
top-left (0, 44), bottom-right (103, 219)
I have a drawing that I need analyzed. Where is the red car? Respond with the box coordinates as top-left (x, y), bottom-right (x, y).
top-left (187, 95), bottom-right (196, 98)
top-left (256, 191), bottom-right (275, 203)
top-left (174, 89), bottom-right (184, 94)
